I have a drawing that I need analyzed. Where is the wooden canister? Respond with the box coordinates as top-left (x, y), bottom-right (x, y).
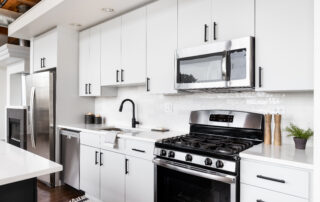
top-left (264, 114), bottom-right (272, 145)
top-left (274, 114), bottom-right (282, 146)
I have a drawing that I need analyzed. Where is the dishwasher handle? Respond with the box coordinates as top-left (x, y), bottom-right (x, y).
top-left (60, 130), bottom-right (80, 139)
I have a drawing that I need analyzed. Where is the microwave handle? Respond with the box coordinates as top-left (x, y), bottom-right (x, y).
top-left (222, 52), bottom-right (230, 82)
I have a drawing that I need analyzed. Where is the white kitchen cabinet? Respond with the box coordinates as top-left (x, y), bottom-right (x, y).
top-left (211, 0), bottom-right (254, 41)
top-left (178, 0), bottom-right (212, 48)
top-left (121, 7), bottom-right (147, 85)
top-left (79, 26), bottom-right (101, 96)
top-left (80, 145), bottom-right (100, 200)
top-left (33, 28), bottom-right (57, 72)
top-left (146, 0), bottom-right (178, 94)
top-left (100, 150), bottom-right (126, 202)
top-left (101, 17), bottom-right (122, 86)
top-left (125, 155), bottom-right (154, 202)
top-left (255, 0), bottom-right (313, 91)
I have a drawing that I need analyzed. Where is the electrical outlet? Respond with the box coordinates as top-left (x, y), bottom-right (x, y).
top-left (164, 103), bottom-right (173, 113)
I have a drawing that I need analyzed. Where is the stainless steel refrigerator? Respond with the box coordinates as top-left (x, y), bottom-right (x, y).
top-left (24, 70), bottom-right (56, 186)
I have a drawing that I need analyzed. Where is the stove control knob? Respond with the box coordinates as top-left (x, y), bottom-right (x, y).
top-left (168, 151), bottom-right (175, 158)
top-left (185, 154), bottom-right (193, 162)
top-left (204, 158), bottom-right (212, 166)
top-left (160, 150), bottom-right (167, 157)
top-left (216, 160), bottom-right (224, 168)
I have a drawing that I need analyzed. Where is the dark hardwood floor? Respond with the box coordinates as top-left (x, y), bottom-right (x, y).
top-left (37, 181), bottom-right (84, 202)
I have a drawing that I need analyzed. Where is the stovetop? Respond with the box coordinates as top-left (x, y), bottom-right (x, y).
top-left (156, 133), bottom-right (255, 158)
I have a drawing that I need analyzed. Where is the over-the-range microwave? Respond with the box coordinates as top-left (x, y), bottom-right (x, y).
top-left (175, 37), bottom-right (254, 92)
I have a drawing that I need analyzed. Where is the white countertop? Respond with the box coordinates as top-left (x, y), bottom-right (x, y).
top-left (0, 141), bottom-right (62, 186)
top-left (57, 123), bottom-right (183, 142)
top-left (240, 143), bottom-right (313, 170)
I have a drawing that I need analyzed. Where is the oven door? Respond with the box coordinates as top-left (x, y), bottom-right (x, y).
top-left (154, 158), bottom-right (237, 202)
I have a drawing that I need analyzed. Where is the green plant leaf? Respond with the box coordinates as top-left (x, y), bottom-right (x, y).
top-left (285, 123), bottom-right (313, 139)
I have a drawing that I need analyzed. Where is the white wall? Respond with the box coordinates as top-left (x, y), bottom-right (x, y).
top-left (0, 68), bottom-right (6, 140)
top-left (96, 86), bottom-right (313, 145)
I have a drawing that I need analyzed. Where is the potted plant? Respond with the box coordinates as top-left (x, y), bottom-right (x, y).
top-left (285, 123), bottom-right (313, 150)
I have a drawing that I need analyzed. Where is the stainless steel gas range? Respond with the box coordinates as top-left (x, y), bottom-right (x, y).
top-left (153, 110), bottom-right (264, 202)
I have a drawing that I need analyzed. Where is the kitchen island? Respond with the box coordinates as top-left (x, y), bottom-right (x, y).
top-left (0, 140), bottom-right (62, 202)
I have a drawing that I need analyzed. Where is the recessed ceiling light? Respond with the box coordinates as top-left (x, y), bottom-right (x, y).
top-left (69, 23), bottom-right (82, 27)
top-left (102, 8), bottom-right (114, 13)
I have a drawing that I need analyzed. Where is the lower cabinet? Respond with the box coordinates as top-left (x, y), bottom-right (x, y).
top-left (80, 145), bottom-right (100, 199)
top-left (80, 140), bottom-right (154, 202)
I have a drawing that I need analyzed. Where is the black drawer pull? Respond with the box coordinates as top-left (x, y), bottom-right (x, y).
top-left (95, 151), bottom-right (99, 165)
top-left (100, 152), bottom-right (103, 166)
top-left (121, 69), bottom-right (124, 82)
top-left (204, 24), bottom-right (208, 42)
top-left (125, 158), bottom-right (129, 174)
top-left (116, 70), bottom-right (119, 82)
top-left (259, 67), bottom-right (263, 87)
top-left (132, 148), bottom-right (146, 153)
top-left (257, 200), bottom-right (265, 202)
top-left (213, 21), bottom-right (217, 40)
top-left (256, 175), bottom-right (285, 184)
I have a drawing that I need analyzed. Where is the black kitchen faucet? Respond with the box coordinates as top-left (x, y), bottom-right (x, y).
top-left (119, 99), bottom-right (140, 128)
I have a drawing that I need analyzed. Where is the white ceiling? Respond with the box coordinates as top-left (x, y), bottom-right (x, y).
top-left (9, 0), bottom-right (155, 39)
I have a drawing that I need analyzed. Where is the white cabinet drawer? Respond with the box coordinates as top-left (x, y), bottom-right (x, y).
top-left (80, 132), bottom-right (100, 148)
top-left (241, 184), bottom-right (308, 202)
top-left (241, 160), bottom-right (309, 199)
top-left (125, 139), bottom-right (154, 160)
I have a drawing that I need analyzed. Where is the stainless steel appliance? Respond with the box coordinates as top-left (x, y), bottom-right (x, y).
top-left (175, 37), bottom-right (254, 91)
top-left (154, 110), bottom-right (264, 202)
top-left (61, 129), bottom-right (80, 189)
top-left (24, 70), bottom-right (56, 186)
top-left (7, 107), bottom-right (27, 149)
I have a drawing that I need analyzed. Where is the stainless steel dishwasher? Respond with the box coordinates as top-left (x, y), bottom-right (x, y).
top-left (61, 129), bottom-right (80, 189)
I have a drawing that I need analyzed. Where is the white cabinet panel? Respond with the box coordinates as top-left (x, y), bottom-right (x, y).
top-left (125, 156), bottom-right (154, 202)
top-left (255, 0), bottom-right (313, 91)
top-left (147, 0), bottom-right (178, 94)
top-left (101, 17), bottom-right (122, 86)
top-left (212, 0), bottom-right (254, 41)
top-left (79, 29), bottom-right (90, 96)
top-left (33, 29), bottom-right (57, 72)
top-left (178, 0), bottom-right (212, 48)
top-left (80, 145), bottom-right (100, 199)
top-left (241, 184), bottom-right (308, 202)
top-left (100, 150), bottom-right (125, 202)
top-left (121, 7), bottom-right (147, 85)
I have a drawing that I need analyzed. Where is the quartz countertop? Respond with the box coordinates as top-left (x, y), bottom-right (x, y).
top-left (0, 141), bottom-right (62, 186)
top-left (240, 143), bottom-right (313, 170)
top-left (57, 123), bottom-right (183, 142)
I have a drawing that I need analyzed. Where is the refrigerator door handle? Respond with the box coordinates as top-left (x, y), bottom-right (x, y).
top-left (30, 87), bottom-right (36, 148)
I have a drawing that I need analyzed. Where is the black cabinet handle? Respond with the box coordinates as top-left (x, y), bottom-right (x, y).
top-left (213, 22), bottom-right (217, 40)
top-left (95, 151), bottom-right (99, 165)
top-left (40, 58), bottom-right (43, 68)
top-left (257, 200), bottom-right (265, 202)
top-left (125, 158), bottom-right (129, 174)
top-left (146, 77), bottom-right (150, 92)
top-left (204, 24), bottom-right (208, 42)
top-left (43, 57), bottom-right (46, 68)
top-left (116, 70), bottom-right (119, 82)
top-left (100, 152), bottom-right (103, 166)
top-left (121, 69), bottom-right (124, 82)
top-left (259, 67), bottom-right (263, 87)
top-left (256, 175), bottom-right (285, 184)
top-left (132, 148), bottom-right (146, 153)
top-left (85, 84), bottom-right (88, 94)
top-left (88, 83), bottom-right (91, 94)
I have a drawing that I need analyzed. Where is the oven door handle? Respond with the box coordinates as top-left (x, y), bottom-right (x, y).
top-left (153, 158), bottom-right (236, 184)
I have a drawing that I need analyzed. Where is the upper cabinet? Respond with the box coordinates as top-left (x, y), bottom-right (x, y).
top-left (121, 7), bottom-right (147, 85)
top-left (255, 0), bottom-right (313, 91)
top-left (100, 17), bottom-right (122, 86)
top-left (178, 0), bottom-right (254, 48)
top-left (211, 0), bottom-right (254, 41)
top-left (33, 29), bottom-right (57, 72)
top-left (146, 0), bottom-right (178, 94)
top-left (178, 0), bottom-right (212, 49)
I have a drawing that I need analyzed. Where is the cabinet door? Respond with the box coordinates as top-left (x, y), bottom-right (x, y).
top-left (125, 156), bottom-right (154, 202)
top-left (100, 150), bottom-right (125, 202)
top-left (147, 0), bottom-right (178, 94)
top-left (79, 29), bottom-right (90, 96)
top-left (33, 29), bottom-right (57, 72)
top-left (88, 26), bottom-right (101, 96)
top-left (121, 7), bottom-right (147, 85)
top-left (178, 0), bottom-right (212, 48)
top-left (101, 17), bottom-right (122, 86)
top-left (212, 0), bottom-right (254, 41)
top-left (80, 145), bottom-right (100, 199)
top-left (255, 0), bottom-right (313, 91)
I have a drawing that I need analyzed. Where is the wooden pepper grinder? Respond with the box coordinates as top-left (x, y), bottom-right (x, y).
top-left (274, 114), bottom-right (282, 146)
top-left (264, 114), bottom-right (272, 145)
